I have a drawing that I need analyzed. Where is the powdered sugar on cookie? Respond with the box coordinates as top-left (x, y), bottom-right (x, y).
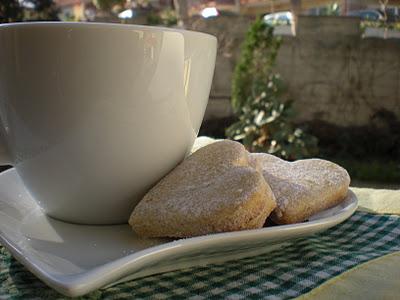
top-left (130, 140), bottom-right (277, 237)
top-left (250, 153), bottom-right (350, 224)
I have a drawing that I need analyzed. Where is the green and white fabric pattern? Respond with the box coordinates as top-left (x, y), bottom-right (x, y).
top-left (1, 211), bottom-right (399, 299)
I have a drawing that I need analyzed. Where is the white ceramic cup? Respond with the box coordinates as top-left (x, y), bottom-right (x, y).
top-left (0, 22), bottom-right (216, 224)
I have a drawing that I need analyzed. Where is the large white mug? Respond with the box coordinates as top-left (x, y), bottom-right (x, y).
top-left (0, 22), bottom-right (216, 224)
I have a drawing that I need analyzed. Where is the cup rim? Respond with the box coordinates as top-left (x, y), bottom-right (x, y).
top-left (0, 21), bottom-right (217, 41)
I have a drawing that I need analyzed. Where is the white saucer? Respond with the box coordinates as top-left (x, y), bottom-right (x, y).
top-left (0, 168), bottom-right (358, 297)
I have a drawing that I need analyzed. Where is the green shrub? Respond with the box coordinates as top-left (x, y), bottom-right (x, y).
top-left (1, 0), bottom-right (59, 23)
top-left (361, 20), bottom-right (400, 32)
top-left (332, 159), bottom-right (400, 184)
top-left (313, 110), bottom-right (400, 161)
top-left (0, 0), bottom-right (23, 23)
top-left (94, 0), bottom-right (125, 12)
top-left (147, 8), bottom-right (177, 27)
top-left (231, 19), bottom-right (281, 114)
top-left (226, 19), bottom-right (318, 160)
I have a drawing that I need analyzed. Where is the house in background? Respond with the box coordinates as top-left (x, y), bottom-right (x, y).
top-left (196, 0), bottom-right (399, 30)
top-left (237, 0), bottom-right (400, 16)
top-left (55, 0), bottom-right (173, 21)
top-left (55, 0), bottom-right (95, 21)
top-left (53, 0), bottom-right (399, 22)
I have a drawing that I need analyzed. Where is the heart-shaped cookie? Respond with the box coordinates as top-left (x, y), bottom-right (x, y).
top-left (250, 153), bottom-right (350, 224)
top-left (129, 140), bottom-right (276, 238)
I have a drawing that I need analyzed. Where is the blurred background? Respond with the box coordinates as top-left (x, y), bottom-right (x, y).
top-left (1, 0), bottom-right (399, 188)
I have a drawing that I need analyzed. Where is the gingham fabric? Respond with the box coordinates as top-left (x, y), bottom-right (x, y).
top-left (1, 211), bottom-right (399, 299)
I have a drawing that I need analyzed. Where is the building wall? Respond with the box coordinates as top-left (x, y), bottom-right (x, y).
top-left (189, 16), bottom-right (400, 127)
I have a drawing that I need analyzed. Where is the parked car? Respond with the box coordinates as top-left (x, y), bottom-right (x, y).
top-left (264, 11), bottom-right (293, 25)
top-left (199, 7), bottom-right (238, 18)
top-left (347, 9), bottom-right (384, 21)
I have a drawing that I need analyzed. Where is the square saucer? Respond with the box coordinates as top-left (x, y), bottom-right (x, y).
top-left (0, 168), bottom-right (358, 297)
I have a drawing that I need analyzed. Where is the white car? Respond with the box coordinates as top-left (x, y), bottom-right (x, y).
top-left (264, 11), bottom-right (293, 25)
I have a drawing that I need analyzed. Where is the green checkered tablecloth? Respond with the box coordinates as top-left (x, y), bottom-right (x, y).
top-left (1, 211), bottom-right (399, 299)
